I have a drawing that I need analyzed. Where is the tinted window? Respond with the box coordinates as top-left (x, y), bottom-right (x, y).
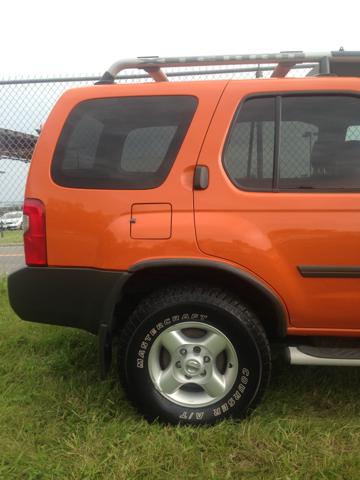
top-left (280, 96), bottom-right (360, 189)
top-left (279, 118), bottom-right (319, 187)
top-left (51, 96), bottom-right (198, 190)
top-left (62, 115), bottom-right (103, 171)
top-left (224, 98), bottom-right (275, 190)
top-left (224, 95), bottom-right (360, 191)
top-left (121, 126), bottom-right (177, 173)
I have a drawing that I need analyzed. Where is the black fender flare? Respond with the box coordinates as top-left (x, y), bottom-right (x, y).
top-left (128, 258), bottom-right (288, 337)
top-left (100, 258), bottom-right (288, 379)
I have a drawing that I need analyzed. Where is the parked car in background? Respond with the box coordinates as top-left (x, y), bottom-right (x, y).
top-left (0, 211), bottom-right (23, 230)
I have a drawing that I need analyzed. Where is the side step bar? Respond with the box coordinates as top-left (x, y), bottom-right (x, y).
top-left (284, 346), bottom-right (360, 366)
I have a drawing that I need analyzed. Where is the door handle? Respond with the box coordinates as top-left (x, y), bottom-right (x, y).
top-left (194, 166), bottom-right (209, 190)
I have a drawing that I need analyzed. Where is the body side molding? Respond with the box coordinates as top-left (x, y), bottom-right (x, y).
top-left (298, 265), bottom-right (360, 278)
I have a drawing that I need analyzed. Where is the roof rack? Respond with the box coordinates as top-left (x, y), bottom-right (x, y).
top-left (96, 50), bottom-right (360, 84)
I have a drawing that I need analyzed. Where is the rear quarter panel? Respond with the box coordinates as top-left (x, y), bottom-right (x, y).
top-left (26, 81), bottom-right (228, 270)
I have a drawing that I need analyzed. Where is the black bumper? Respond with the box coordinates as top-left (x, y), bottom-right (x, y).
top-left (8, 266), bottom-right (131, 335)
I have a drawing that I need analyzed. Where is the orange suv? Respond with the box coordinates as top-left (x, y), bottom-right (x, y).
top-left (8, 50), bottom-right (360, 424)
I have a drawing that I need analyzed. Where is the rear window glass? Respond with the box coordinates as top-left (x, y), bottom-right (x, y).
top-left (51, 96), bottom-right (198, 189)
top-left (121, 126), bottom-right (177, 173)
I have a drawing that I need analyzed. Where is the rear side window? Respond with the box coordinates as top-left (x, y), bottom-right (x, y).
top-left (121, 126), bottom-right (177, 173)
top-left (51, 96), bottom-right (198, 189)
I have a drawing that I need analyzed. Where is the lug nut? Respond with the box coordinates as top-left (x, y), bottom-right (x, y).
top-left (193, 346), bottom-right (201, 354)
top-left (175, 361), bottom-right (181, 368)
top-left (204, 356), bottom-right (210, 363)
top-left (185, 374), bottom-right (191, 380)
top-left (180, 348), bottom-right (187, 356)
top-left (200, 370), bottom-right (206, 376)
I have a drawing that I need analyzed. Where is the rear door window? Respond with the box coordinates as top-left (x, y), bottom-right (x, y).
top-left (223, 97), bottom-right (275, 191)
top-left (223, 94), bottom-right (360, 191)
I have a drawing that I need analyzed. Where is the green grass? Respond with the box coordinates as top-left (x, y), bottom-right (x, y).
top-left (0, 229), bottom-right (23, 244)
top-left (1, 275), bottom-right (360, 479)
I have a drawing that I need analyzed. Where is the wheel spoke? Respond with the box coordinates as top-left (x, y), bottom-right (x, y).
top-left (202, 332), bottom-right (228, 357)
top-left (158, 367), bottom-right (183, 395)
top-left (160, 330), bottom-right (188, 355)
top-left (202, 370), bottom-right (227, 398)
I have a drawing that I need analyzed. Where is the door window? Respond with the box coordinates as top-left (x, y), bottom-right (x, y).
top-left (224, 97), bottom-right (275, 191)
top-left (223, 94), bottom-right (360, 191)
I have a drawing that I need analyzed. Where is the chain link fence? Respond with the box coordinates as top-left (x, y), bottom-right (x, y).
top-left (0, 64), bottom-right (313, 275)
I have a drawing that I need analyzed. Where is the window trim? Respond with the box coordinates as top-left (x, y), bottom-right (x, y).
top-left (222, 90), bottom-right (360, 193)
top-left (272, 95), bottom-right (282, 192)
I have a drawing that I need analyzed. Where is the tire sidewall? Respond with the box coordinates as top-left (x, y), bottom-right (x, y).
top-left (123, 299), bottom-right (263, 424)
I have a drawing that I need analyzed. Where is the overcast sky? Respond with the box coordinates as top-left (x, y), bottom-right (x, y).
top-left (2, 0), bottom-right (359, 78)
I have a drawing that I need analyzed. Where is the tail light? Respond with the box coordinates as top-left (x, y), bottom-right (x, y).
top-left (23, 199), bottom-right (47, 266)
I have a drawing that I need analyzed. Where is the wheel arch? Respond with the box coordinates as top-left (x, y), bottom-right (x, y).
top-left (120, 258), bottom-right (288, 339)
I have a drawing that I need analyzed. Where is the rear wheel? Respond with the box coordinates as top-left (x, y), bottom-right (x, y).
top-left (118, 284), bottom-right (271, 424)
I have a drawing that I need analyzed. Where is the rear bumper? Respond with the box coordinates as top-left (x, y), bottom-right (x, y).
top-left (8, 266), bottom-right (131, 335)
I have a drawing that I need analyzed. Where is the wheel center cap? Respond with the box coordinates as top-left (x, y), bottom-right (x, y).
top-left (184, 359), bottom-right (201, 376)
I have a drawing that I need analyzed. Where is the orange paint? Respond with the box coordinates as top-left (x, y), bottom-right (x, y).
top-left (25, 76), bottom-right (360, 336)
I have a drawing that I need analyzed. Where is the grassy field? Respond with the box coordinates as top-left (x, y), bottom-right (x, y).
top-left (0, 230), bottom-right (23, 244)
top-left (1, 276), bottom-right (360, 479)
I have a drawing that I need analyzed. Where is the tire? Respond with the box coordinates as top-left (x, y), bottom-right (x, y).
top-left (118, 284), bottom-right (271, 424)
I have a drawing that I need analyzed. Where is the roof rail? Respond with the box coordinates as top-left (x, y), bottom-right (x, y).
top-left (96, 51), bottom-right (360, 84)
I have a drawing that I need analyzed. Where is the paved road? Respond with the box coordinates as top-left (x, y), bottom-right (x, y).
top-left (0, 245), bottom-right (25, 275)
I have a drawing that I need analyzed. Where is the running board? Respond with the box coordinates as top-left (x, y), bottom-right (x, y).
top-left (284, 346), bottom-right (360, 366)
